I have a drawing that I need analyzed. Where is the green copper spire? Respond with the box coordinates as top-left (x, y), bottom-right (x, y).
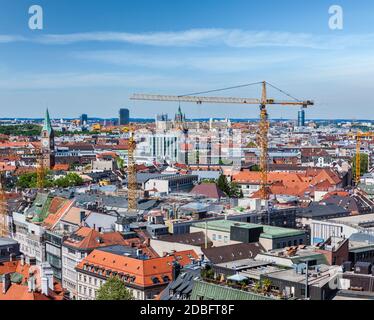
top-left (42, 108), bottom-right (53, 134)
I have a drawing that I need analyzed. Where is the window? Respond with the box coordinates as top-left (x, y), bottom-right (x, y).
top-left (224, 236), bottom-right (228, 243)
top-left (212, 234), bottom-right (217, 241)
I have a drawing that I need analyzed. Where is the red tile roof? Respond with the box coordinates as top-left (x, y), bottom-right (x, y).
top-left (190, 183), bottom-right (226, 199)
top-left (76, 249), bottom-right (198, 288)
top-left (63, 227), bottom-right (127, 251)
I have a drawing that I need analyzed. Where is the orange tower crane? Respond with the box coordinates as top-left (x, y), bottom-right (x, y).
top-left (131, 81), bottom-right (313, 199)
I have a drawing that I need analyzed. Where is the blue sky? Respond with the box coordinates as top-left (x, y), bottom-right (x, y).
top-left (0, 0), bottom-right (374, 119)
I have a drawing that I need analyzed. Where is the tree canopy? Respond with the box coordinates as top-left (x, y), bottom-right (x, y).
top-left (17, 172), bottom-right (83, 189)
top-left (96, 276), bottom-right (134, 300)
top-left (217, 174), bottom-right (243, 198)
top-left (0, 124), bottom-right (41, 137)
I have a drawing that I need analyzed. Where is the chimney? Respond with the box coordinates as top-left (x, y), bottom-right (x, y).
top-left (172, 261), bottom-right (181, 280)
top-left (9, 253), bottom-right (14, 262)
top-left (20, 255), bottom-right (25, 266)
top-left (28, 273), bottom-right (35, 293)
top-left (80, 211), bottom-right (86, 223)
top-left (41, 262), bottom-right (54, 295)
top-left (41, 276), bottom-right (49, 296)
top-left (2, 273), bottom-right (11, 294)
top-left (198, 253), bottom-right (205, 266)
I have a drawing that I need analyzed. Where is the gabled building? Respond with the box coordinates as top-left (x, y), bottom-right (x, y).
top-left (75, 247), bottom-right (198, 300)
top-left (61, 227), bottom-right (128, 299)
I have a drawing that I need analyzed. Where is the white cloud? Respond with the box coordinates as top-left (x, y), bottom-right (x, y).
top-left (71, 50), bottom-right (300, 72)
top-left (2, 29), bottom-right (374, 49)
top-left (0, 35), bottom-right (26, 43)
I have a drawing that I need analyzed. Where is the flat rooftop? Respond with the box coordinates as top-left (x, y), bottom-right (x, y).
top-left (0, 237), bottom-right (18, 246)
top-left (215, 259), bottom-right (270, 271)
top-left (331, 213), bottom-right (374, 227)
top-left (192, 220), bottom-right (305, 239)
top-left (256, 247), bottom-right (328, 265)
top-left (267, 265), bottom-right (340, 288)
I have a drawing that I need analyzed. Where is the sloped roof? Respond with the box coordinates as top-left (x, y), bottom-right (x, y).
top-left (202, 243), bottom-right (265, 264)
top-left (190, 183), bottom-right (226, 199)
top-left (63, 227), bottom-right (127, 251)
top-left (76, 249), bottom-right (198, 288)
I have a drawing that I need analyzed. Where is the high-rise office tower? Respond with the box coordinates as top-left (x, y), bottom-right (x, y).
top-left (119, 108), bottom-right (130, 126)
top-left (80, 114), bottom-right (88, 125)
top-left (298, 109), bottom-right (306, 127)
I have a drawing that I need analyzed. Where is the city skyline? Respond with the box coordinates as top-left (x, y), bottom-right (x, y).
top-left (1, 0), bottom-right (374, 119)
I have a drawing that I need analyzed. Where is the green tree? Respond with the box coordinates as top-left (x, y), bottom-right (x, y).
top-left (17, 172), bottom-right (83, 189)
top-left (17, 172), bottom-right (37, 189)
top-left (250, 165), bottom-right (261, 172)
top-left (116, 157), bottom-right (125, 170)
top-left (217, 174), bottom-right (231, 196)
top-left (246, 141), bottom-right (257, 148)
top-left (54, 173), bottom-right (84, 188)
top-left (201, 265), bottom-right (215, 280)
top-left (96, 276), bottom-right (134, 300)
top-left (229, 182), bottom-right (243, 199)
top-left (352, 153), bottom-right (369, 180)
top-left (262, 278), bottom-right (272, 293)
top-left (0, 124), bottom-right (41, 137)
top-left (253, 281), bottom-right (261, 294)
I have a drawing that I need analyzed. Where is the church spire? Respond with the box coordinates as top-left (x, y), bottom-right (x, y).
top-left (42, 108), bottom-right (53, 135)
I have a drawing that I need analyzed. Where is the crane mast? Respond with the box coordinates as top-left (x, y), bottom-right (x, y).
top-left (0, 173), bottom-right (8, 237)
top-left (36, 149), bottom-right (45, 190)
top-left (349, 131), bottom-right (374, 185)
top-left (127, 126), bottom-right (138, 211)
top-left (131, 81), bottom-right (313, 199)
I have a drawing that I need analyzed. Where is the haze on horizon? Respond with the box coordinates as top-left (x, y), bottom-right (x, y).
top-left (0, 0), bottom-right (374, 120)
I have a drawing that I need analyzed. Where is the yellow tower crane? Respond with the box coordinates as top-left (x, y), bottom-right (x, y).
top-left (130, 81), bottom-right (313, 199)
top-left (0, 173), bottom-right (8, 237)
top-left (348, 131), bottom-right (374, 185)
top-left (127, 125), bottom-right (138, 211)
top-left (36, 149), bottom-right (45, 190)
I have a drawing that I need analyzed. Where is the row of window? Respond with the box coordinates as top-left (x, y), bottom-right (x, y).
top-left (276, 239), bottom-right (304, 249)
top-left (79, 284), bottom-right (97, 299)
top-left (78, 273), bottom-right (103, 287)
top-left (212, 233), bottom-right (229, 243)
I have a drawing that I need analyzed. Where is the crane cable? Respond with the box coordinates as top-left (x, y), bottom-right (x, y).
top-left (178, 81), bottom-right (302, 103)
